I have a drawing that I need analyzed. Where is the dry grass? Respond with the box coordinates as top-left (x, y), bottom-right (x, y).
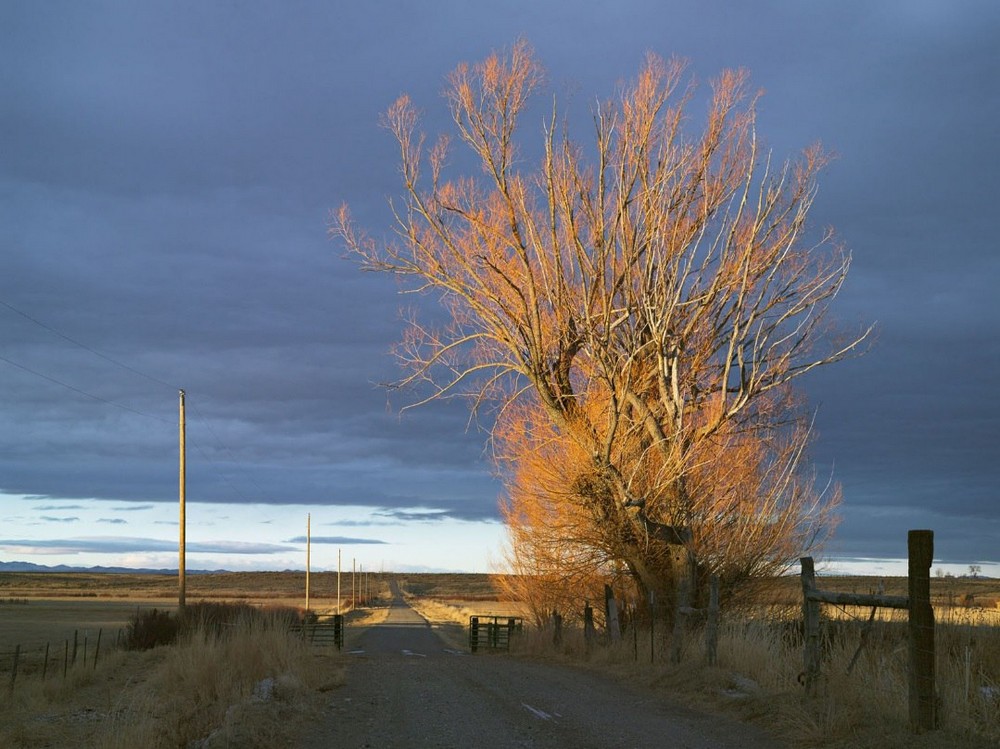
top-left (4, 571), bottom-right (995, 747)
top-left (402, 573), bottom-right (999, 748)
top-left (0, 607), bottom-right (345, 748)
top-left (499, 599), bottom-right (999, 748)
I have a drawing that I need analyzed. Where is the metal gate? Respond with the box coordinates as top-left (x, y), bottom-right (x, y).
top-left (468, 615), bottom-right (522, 652)
top-left (290, 614), bottom-right (344, 649)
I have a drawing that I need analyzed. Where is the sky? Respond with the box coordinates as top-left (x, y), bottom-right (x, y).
top-left (1, 1), bottom-right (997, 577)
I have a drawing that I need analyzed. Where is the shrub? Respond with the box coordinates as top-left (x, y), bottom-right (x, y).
top-left (124, 608), bottom-right (178, 650)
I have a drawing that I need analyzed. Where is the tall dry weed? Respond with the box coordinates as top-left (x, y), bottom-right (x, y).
top-left (0, 604), bottom-right (344, 748)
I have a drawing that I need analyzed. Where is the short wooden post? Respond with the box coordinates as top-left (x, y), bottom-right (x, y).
top-left (42, 642), bottom-right (50, 681)
top-left (333, 615), bottom-right (344, 650)
top-left (469, 616), bottom-right (479, 653)
top-left (93, 629), bottom-right (102, 669)
top-left (705, 575), bottom-right (719, 666)
top-left (800, 557), bottom-right (821, 696)
top-left (63, 640), bottom-right (68, 679)
top-left (632, 602), bottom-right (638, 662)
top-left (908, 530), bottom-right (936, 731)
top-left (9, 644), bottom-right (19, 692)
top-left (605, 585), bottom-right (621, 642)
top-left (649, 590), bottom-right (655, 664)
top-left (583, 603), bottom-right (595, 650)
top-left (72, 630), bottom-right (78, 666)
top-left (670, 576), bottom-right (690, 664)
top-left (551, 610), bottom-right (563, 646)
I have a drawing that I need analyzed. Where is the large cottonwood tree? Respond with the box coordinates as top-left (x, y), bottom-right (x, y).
top-left (334, 41), bottom-right (870, 612)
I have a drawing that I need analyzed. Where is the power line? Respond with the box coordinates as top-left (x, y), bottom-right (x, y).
top-left (0, 352), bottom-right (171, 423)
top-left (0, 297), bottom-right (178, 391)
top-left (187, 401), bottom-right (272, 503)
top-left (1, 295), bottom-right (274, 504)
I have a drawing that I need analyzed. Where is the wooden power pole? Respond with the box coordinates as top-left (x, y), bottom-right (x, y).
top-left (178, 389), bottom-right (186, 611)
top-left (306, 513), bottom-right (311, 612)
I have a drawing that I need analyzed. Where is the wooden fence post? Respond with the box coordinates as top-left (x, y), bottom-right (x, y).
top-left (42, 642), bottom-right (50, 681)
top-left (908, 530), bottom-right (936, 731)
top-left (551, 610), bottom-right (562, 646)
top-left (705, 575), bottom-right (720, 666)
top-left (670, 576), bottom-right (690, 664)
top-left (649, 590), bottom-right (655, 664)
top-left (800, 557), bottom-right (821, 696)
top-left (583, 603), bottom-right (595, 650)
top-left (93, 629), bottom-right (102, 669)
top-left (469, 616), bottom-right (479, 653)
top-left (9, 644), bottom-right (19, 693)
top-left (605, 585), bottom-right (621, 642)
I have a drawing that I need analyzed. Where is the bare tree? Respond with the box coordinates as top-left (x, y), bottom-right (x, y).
top-left (334, 41), bottom-right (871, 610)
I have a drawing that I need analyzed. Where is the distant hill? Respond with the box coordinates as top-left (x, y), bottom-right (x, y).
top-left (0, 560), bottom-right (225, 575)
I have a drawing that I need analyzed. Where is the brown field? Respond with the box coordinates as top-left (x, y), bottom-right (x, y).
top-left (1, 571), bottom-right (997, 748)
top-left (751, 573), bottom-right (1000, 610)
top-left (0, 569), bottom-right (376, 603)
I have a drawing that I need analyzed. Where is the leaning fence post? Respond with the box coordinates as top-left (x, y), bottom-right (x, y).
top-left (42, 642), bottom-right (50, 681)
top-left (705, 575), bottom-right (719, 666)
top-left (800, 557), bottom-right (821, 696)
top-left (9, 644), bottom-right (19, 693)
top-left (908, 529), bottom-right (936, 731)
top-left (93, 629), bottom-right (102, 670)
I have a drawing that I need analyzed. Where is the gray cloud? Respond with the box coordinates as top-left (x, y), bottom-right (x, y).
top-left (285, 536), bottom-right (387, 546)
top-left (374, 509), bottom-right (450, 523)
top-left (1, 1), bottom-right (997, 567)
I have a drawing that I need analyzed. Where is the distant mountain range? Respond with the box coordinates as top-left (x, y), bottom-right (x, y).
top-left (0, 561), bottom-right (227, 575)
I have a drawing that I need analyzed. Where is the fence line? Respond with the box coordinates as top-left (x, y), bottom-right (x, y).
top-left (801, 529), bottom-right (936, 733)
top-left (2, 627), bottom-right (117, 693)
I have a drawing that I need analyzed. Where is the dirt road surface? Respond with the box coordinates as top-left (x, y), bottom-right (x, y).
top-left (299, 588), bottom-right (784, 749)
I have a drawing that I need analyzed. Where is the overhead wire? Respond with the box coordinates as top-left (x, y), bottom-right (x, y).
top-left (0, 297), bottom-right (177, 391)
top-left (0, 295), bottom-right (269, 504)
top-left (0, 351), bottom-right (171, 423)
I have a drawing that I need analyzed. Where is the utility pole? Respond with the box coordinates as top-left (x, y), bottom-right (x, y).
top-left (178, 389), bottom-right (186, 611)
top-left (337, 549), bottom-right (342, 615)
top-left (305, 513), bottom-right (311, 612)
top-left (352, 557), bottom-right (356, 610)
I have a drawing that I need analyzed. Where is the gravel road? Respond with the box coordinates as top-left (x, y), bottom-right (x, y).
top-left (299, 589), bottom-right (784, 748)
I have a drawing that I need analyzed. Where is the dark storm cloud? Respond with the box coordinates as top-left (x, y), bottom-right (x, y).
top-left (2, 1), bottom-right (998, 566)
